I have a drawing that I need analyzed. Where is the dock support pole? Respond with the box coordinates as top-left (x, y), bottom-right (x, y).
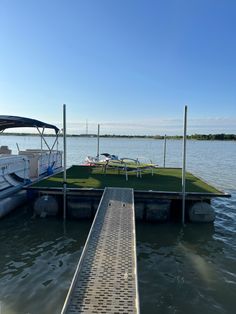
top-left (97, 124), bottom-right (100, 159)
top-left (163, 134), bottom-right (167, 167)
top-left (182, 105), bottom-right (188, 225)
top-left (63, 104), bottom-right (67, 220)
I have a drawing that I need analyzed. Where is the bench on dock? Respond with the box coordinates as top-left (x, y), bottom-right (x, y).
top-left (61, 187), bottom-right (139, 314)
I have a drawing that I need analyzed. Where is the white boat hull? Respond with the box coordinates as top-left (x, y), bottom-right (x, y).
top-left (0, 155), bottom-right (30, 197)
top-left (0, 150), bottom-right (62, 218)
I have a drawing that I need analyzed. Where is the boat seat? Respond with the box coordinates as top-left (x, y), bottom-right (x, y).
top-left (0, 146), bottom-right (12, 154)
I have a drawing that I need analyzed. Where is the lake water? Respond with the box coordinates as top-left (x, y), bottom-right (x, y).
top-left (0, 136), bottom-right (235, 314)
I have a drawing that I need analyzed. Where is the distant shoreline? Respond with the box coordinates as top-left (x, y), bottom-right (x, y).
top-left (2, 133), bottom-right (236, 141)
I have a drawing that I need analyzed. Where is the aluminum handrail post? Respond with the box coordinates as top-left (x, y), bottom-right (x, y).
top-left (182, 105), bottom-right (188, 225)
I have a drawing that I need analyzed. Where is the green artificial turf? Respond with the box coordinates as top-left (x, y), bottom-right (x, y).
top-left (31, 165), bottom-right (222, 194)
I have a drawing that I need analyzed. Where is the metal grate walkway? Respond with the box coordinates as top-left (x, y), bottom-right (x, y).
top-left (61, 187), bottom-right (139, 314)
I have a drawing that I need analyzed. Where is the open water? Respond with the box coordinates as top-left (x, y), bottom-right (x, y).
top-left (0, 136), bottom-right (235, 314)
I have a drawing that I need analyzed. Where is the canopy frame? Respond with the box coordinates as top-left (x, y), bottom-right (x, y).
top-left (0, 115), bottom-right (60, 157)
top-left (0, 115), bottom-right (59, 133)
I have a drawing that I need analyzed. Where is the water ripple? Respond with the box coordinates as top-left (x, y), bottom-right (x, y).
top-left (0, 210), bottom-right (90, 314)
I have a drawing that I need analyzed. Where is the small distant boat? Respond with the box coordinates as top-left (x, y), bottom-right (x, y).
top-left (0, 115), bottom-right (62, 217)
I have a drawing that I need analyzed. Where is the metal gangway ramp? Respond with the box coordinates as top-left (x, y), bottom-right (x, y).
top-left (61, 187), bottom-right (139, 314)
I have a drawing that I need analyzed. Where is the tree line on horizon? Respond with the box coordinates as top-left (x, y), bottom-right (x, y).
top-left (102, 134), bottom-right (236, 140)
top-left (2, 132), bottom-right (236, 140)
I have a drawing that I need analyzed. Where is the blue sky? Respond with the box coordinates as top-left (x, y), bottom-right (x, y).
top-left (1, 0), bottom-right (236, 135)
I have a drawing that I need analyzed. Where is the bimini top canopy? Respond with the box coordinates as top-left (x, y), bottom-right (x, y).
top-left (0, 115), bottom-right (59, 133)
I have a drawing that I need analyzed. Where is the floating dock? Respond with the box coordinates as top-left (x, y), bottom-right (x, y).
top-left (61, 187), bottom-right (139, 314)
top-left (29, 165), bottom-right (229, 197)
top-left (27, 165), bottom-right (231, 222)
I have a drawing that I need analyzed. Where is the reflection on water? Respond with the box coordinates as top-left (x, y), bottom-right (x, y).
top-left (0, 207), bottom-right (91, 314)
top-left (137, 194), bottom-right (236, 314)
top-left (0, 196), bottom-right (235, 314)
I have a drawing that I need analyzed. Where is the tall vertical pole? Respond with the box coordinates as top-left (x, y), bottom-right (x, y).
top-left (182, 105), bottom-right (188, 225)
top-left (41, 127), bottom-right (45, 152)
top-left (41, 133), bottom-right (43, 152)
top-left (97, 124), bottom-right (100, 159)
top-left (163, 134), bottom-right (167, 168)
top-left (63, 104), bottom-right (67, 220)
